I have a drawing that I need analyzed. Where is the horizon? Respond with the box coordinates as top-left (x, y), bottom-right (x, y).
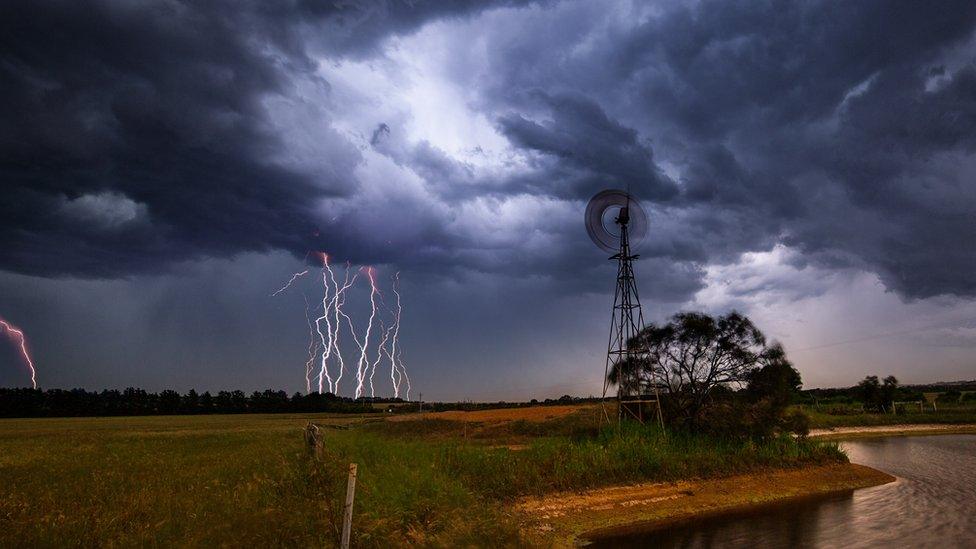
top-left (4, 376), bottom-right (976, 404)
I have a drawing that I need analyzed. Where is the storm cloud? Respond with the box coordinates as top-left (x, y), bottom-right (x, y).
top-left (0, 0), bottom-right (529, 278)
top-left (3, 0), bottom-right (976, 395)
top-left (452, 0), bottom-right (976, 299)
top-left (6, 0), bottom-right (976, 297)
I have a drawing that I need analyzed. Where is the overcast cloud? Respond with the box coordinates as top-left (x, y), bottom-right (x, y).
top-left (2, 0), bottom-right (975, 398)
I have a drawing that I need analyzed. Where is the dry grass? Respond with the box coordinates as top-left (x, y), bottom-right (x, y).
top-left (389, 404), bottom-right (596, 424)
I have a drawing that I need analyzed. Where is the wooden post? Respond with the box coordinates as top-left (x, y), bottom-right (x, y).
top-left (305, 422), bottom-right (323, 460)
top-left (304, 423), bottom-right (313, 457)
top-left (340, 463), bottom-right (357, 549)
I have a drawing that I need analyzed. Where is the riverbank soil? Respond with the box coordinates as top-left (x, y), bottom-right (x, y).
top-left (518, 463), bottom-right (895, 547)
top-left (810, 423), bottom-right (976, 440)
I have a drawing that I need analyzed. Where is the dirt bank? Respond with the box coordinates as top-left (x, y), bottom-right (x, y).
top-left (518, 463), bottom-right (894, 546)
top-left (810, 423), bottom-right (976, 440)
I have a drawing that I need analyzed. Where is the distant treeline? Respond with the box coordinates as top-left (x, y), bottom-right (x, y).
top-left (797, 377), bottom-right (976, 404)
top-left (0, 388), bottom-right (602, 418)
top-left (5, 381), bottom-right (970, 419)
top-left (420, 395), bottom-right (602, 414)
top-left (0, 388), bottom-right (388, 418)
top-left (798, 380), bottom-right (976, 408)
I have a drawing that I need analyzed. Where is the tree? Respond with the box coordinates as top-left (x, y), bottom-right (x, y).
top-left (855, 376), bottom-right (881, 410)
top-left (881, 376), bottom-right (899, 410)
top-left (215, 391), bottom-right (233, 413)
top-left (199, 391), bottom-right (214, 413)
top-left (741, 344), bottom-right (807, 436)
top-left (854, 375), bottom-right (899, 412)
top-left (230, 390), bottom-right (247, 412)
top-left (181, 389), bottom-right (200, 414)
top-left (746, 344), bottom-right (802, 408)
top-left (609, 311), bottom-right (785, 430)
top-left (158, 390), bottom-right (181, 414)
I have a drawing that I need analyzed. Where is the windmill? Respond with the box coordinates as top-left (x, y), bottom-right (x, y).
top-left (585, 189), bottom-right (663, 426)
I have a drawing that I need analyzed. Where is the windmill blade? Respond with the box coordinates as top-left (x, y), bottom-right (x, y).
top-left (584, 189), bottom-right (648, 253)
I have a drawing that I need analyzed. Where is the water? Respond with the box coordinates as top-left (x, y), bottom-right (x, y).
top-left (586, 435), bottom-right (976, 548)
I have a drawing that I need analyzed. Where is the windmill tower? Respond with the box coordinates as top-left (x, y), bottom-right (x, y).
top-left (585, 190), bottom-right (663, 426)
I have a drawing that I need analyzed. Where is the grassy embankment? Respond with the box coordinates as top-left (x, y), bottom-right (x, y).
top-left (527, 463), bottom-right (894, 545)
top-left (0, 406), bottom-right (850, 547)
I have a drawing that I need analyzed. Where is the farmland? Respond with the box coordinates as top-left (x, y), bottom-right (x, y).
top-left (0, 406), bottom-right (858, 547)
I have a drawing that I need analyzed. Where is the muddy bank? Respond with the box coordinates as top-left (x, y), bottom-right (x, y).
top-left (518, 463), bottom-right (894, 546)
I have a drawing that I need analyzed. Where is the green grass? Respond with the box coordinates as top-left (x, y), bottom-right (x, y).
top-left (0, 412), bottom-right (845, 547)
top-left (0, 414), bottom-right (368, 547)
top-left (799, 403), bottom-right (976, 428)
top-left (432, 424), bottom-right (843, 499)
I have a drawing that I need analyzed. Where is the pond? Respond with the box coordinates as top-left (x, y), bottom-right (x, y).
top-left (585, 434), bottom-right (976, 548)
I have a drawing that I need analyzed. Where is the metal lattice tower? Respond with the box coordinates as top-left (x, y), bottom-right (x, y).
top-left (591, 196), bottom-right (663, 426)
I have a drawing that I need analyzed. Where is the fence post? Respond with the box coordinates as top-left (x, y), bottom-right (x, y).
top-left (305, 422), bottom-right (323, 460)
top-left (314, 427), bottom-right (323, 460)
top-left (340, 463), bottom-right (358, 549)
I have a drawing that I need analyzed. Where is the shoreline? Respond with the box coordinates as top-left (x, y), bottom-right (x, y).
top-left (518, 463), bottom-right (894, 546)
top-left (809, 423), bottom-right (976, 440)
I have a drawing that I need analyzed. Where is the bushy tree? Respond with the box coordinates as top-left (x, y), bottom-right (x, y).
top-left (881, 376), bottom-right (899, 408)
top-left (745, 344), bottom-right (802, 407)
top-left (608, 311), bottom-right (804, 437)
top-left (158, 390), bottom-right (181, 414)
top-left (937, 389), bottom-right (961, 403)
top-left (855, 376), bottom-right (881, 410)
top-left (854, 375), bottom-right (899, 411)
top-left (181, 389), bottom-right (200, 413)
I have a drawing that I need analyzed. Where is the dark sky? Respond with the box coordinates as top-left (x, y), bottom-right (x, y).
top-left (2, 1), bottom-right (975, 399)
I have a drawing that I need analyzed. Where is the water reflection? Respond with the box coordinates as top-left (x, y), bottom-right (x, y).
top-left (586, 435), bottom-right (976, 548)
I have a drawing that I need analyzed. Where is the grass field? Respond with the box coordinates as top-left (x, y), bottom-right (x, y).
top-left (799, 403), bottom-right (976, 429)
top-left (0, 414), bottom-right (362, 546)
top-left (0, 407), bottom-right (848, 547)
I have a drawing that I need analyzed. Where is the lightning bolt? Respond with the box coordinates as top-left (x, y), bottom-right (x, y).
top-left (313, 253), bottom-right (335, 394)
top-left (270, 269), bottom-right (309, 296)
top-left (0, 317), bottom-right (37, 389)
top-left (390, 272), bottom-right (410, 400)
top-left (347, 266), bottom-right (378, 399)
top-left (331, 262), bottom-right (359, 394)
top-left (279, 253), bottom-right (412, 400)
top-left (380, 325), bottom-right (398, 397)
top-left (302, 293), bottom-right (320, 394)
top-left (368, 322), bottom-right (392, 398)
top-left (315, 257), bottom-right (358, 395)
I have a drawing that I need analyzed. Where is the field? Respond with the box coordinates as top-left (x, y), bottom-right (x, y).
top-left (800, 403), bottom-right (976, 429)
top-left (0, 406), bottom-right (849, 547)
top-left (0, 414), bottom-right (355, 546)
